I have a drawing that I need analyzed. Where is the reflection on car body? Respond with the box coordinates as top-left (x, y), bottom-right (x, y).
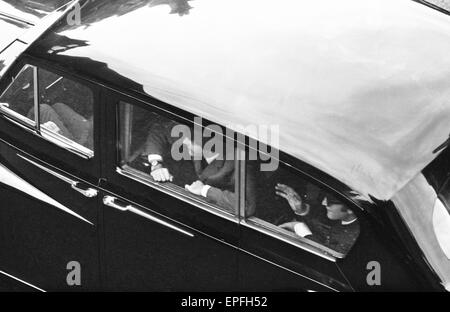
top-left (0, 0), bottom-right (449, 292)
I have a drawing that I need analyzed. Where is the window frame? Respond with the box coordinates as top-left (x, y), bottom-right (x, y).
top-left (0, 63), bottom-right (37, 128)
top-left (238, 146), bottom-right (360, 260)
top-left (112, 93), bottom-right (364, 262)
top-left (0, 58), bottom-right (96, 159)
top-left (114, 97), bottom-right (241, 222)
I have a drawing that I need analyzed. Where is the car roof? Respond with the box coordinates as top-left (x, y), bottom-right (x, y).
top-left (26, 0), bottom-right (450, 200)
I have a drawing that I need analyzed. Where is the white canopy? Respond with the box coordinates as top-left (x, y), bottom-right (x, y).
top-left (58, 0), bottom-right (450, 200)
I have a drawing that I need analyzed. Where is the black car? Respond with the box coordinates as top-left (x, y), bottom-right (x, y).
top-left (0, 0), bottom-right (449, 292)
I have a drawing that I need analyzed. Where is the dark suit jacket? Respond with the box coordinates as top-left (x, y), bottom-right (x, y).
top-left (141, 117), bottom-right (255, 214)
top-left (142, 117), bottom-right (197, 187)
top-left (301, 203), bottom-right (360, 254)
top-left (195, 157), bottom-right (256, 215)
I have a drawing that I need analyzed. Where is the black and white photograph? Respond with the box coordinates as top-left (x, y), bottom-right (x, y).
top-left (0, 0), bottom-right (449, 300)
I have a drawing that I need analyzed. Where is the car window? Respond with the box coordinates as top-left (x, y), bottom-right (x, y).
top-left (0, 64), bottom-right (35, 125)
top-left (245, 157), bottom-right (360, 257)
top-left (0, 63), bottom-right (94, 153)
top-left (117, 101), bottom-right (238, 216)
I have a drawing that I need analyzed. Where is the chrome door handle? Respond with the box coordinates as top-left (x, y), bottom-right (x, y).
top-left (102, 195), bottom-right (128, 211)
top-left (102, 195), bottom-right (194, 237)
top-left (16, 153), bottom-right (98, 198)
top-left (71, 182), bottom-right (98, 198)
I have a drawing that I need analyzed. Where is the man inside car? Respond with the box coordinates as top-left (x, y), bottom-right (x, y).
top-left (142, 118), bottom-right (255, 214)
top-left (275, 184), bottom-right (360, 254)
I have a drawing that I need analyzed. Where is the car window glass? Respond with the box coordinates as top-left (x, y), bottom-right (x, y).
top-left (245, 158), bottom-right (360, 256)
top-left (0, 64), bottom-right (94, 152)
top-left (34, 68), bottom-right (94, 150)
top-left (0, 64), bottom-right (35, 125)
top-left (118, 101), bottom-right (238, 215)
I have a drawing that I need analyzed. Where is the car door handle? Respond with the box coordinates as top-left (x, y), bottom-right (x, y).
top-left (71, 182), bottom-right (98, 198)
top-left (17, 153), bottom-right (98, 199)
top-left (102, 196), bottom-right (194, 237)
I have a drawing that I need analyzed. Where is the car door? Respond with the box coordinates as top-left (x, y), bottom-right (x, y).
top-left (0, 59), bottom-right (101, 291)
top-left (237, 154), bottom-right (354, 292)
top-left (99, 92), bottom-right (239, 291)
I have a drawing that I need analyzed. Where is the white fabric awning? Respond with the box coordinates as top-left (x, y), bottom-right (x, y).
top-left (55, 0), bottom-right (450, 200)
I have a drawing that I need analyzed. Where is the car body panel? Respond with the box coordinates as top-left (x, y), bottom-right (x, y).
top-left (0, 56), bottom-right (102, 290)
top-left (99, 92), bottom-right (241, 291)
top-left (0, 140), bottom-right (100, 291)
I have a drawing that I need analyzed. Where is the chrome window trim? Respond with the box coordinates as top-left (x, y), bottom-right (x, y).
top-left (40, 127), bottom-right (93, 158)
top-left (0, 104), bottom-right (35, 127)
top-left (17, 152), bottom-right (98, 199)
top-left (242, 218), bottom-right (341, 261)
top-left (33, 65), bottom-right (39, 132)
top-left (0, 112), bottom-right (93, 159)
top-left (238, 147), bottom-right (246, 221)
top-left (103, 195), bottom-right (194, 238)
top-left (116, 166), bottom-right (240, 224)
top-left (0, 270), bottom-right (45, 292)
top-left (17, 153), bottom-right (75, 184)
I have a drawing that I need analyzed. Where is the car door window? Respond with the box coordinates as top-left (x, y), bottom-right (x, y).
top-left (117, 100), bottom-right (238, 216)
top-left (245, 158), bottom-right (360, 257)
top-left (0, 63), bottom-right (94, 154)
top-left (0, 64), bottom-right (35, 126)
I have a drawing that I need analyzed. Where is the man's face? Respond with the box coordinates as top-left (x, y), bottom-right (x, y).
top-left (322, 197), bottom-right (350, 221)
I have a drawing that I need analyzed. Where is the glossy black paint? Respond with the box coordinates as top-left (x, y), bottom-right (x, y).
top-left (0, 140), bottom-right (101, 291)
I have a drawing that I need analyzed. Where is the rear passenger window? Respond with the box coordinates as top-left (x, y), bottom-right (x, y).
top-left (118, 101), bottom-right (238, 215)
top-left (245, 158), bottom-right (360, 257)
top-left (0, 63), bottom-right (94, 154)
